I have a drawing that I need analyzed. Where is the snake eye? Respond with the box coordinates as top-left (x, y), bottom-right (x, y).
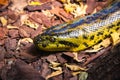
top-left (34, 36), bottom-right (42, 44)
top-left (49, 37), bottom-right (56, 42)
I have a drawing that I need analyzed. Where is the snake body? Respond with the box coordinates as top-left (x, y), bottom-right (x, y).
top-left (34, 1), bottom-right (120, 51)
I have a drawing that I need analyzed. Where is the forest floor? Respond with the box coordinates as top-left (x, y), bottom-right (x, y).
top-left (0, 0), bottom-right (120, 80)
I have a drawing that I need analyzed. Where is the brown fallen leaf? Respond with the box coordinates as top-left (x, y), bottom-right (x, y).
top-left (0, 46), bottom-right (6, 61)
top-left (0, 27), bottom-right (8, 39)
top-left (31, 25), bottom-right (42, 38)
top-left (7, 10), bottom-right (19, 23)
top-left (72, 71), bottom-right (81, 76)
top-left (59, 8), bottom-right (73, 19)
top-left (111, 32), bottom-right (120, 45)
top-left (46, 55), bottom-right (57, 62)
top-left (20, 14), bottom-right (29, 25)
top-left (0, 0), bottom-right (9, 5)
top-left (17, 38), bottom-right (33, 50)
top-left (19, 28), bottom-right (30, 38)
top-left (92, 38), bottom-right (111, 50)
top-left (64, 2), bottom-right (78, 13)
top-left (29, 12), bottom-right (52, 27)
top-left (8, 30), bottom-right (19, 38)
top-left (65, 63), bottom-right (86, 71)
top-left (72, 52), bottom-right (85, 62)
top-left (9, 0), bottom-right (28, 13)
top-left (42, 10), bottom-right (54, 18)
top-left (0, 0), bottom-right (10, 11)
top-left (20, 25), bottom-right (35, 37)
top-left (24, 19), bottom-right (39, 29)
top-left (39, 0), bottom-right (52, 3)
top-left (63, 52), bottom-right (88, 63)
top-left (46, 67), bottom-right (62, 79)
top-left (0, 39), bottom-right (5, 46)
top-left (49, 61), bottom-right (61, 68)
top-left (25, 1), bottom-right (62, 11)
top-left (5, 38), bottom-right (17, 51)
top-left (7, 25), bottom-right (19, 29)
top-left (86, 0), bottom-right (96, 14)
top-left (25, 1), bottom-right (52, 11)
top-left (28, 1), bottom-right (41, 5)
top-left (71, 2), bottom-right (88, 17)
top-left (50, 7), bottom-right (71, 22)
top-left (0, 17), bottom-right (7, 26)
top-left (86, 0), bottom-right (110, 14)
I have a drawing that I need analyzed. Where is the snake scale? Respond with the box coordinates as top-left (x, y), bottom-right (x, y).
top-left (33, 0), bottom-right (120, 51)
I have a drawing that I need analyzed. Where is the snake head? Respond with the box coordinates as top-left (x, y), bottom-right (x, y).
top-left (33, 34), bottom-right (78, 51)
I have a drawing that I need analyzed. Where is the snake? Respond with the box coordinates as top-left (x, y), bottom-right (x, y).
top-left (33, 0), bottom-right (120, 51)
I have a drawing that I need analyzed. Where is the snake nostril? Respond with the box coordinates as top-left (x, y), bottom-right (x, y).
top-left (42, 43), bottom-right (47, 47)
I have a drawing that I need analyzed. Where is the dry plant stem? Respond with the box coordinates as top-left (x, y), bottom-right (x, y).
top-left (83, 46), bottom-right (111, 66)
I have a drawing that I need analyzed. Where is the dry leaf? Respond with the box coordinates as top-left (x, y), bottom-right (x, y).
top-left (89, 32), bottom-right (120, 52)
top-left (7, 25), bottom-right (19, 29)
top-left (62, 0), bottom-right (87, 17)
top-left (16, 38), bottom-right (33, 50)
top-left (9, 0), bottom-right (27, 13)
top-left (0, 0), bottom-right (9, 5)
top-left (24, 19), bottom-right (39, 29)
top-left (72, 71), bottom-right (81, 76)
top-left (50, 7), bottom-right (69, 22)
top-left (111, 32), bottom-right (120, 45)
top-left (78, 72), bottom-right (88, 80)
top-left (19, 38), bottom-right (33, 43)
top-left (42, 10), bottom-right (54, 18)
top-left (20, 14), bottom-right (29, 25)
top-left (0, 17), bottom-right (7, 26)
top-left (71, 2), bottom-right (87, 17)
top-left (46, 67), bottom-right (62, 79)
top-left (93, 32), bottom-right (120, 50)
top-left (50, 66), bottom-right (62, 71)
top-left (72, 52), bottom-right (84, 62)
top-left (46, 61), bottom-right (63, 79)
top-left (62, 0), bottom-right (76, 13)
top-left (64, 3), bottom-right (78, 13)
top-left (85, 48), bottom-right (103, 53)
top-left (49, 61), bottom-right (61, 68)
top-left (28, 1), bottom-right (41, 5)
top-left (93, 38), bottom-right (111, 50)
top-left (0, 27), bottom-right (7, 39)
top-left (65, 63), bottom-right (86, 71)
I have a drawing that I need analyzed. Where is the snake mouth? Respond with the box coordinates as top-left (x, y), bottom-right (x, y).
top-left (59, 41), bottom-right (79, 47)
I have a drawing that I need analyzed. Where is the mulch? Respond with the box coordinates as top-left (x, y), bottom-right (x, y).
top-left (0, 0), bottom-right (120, 80)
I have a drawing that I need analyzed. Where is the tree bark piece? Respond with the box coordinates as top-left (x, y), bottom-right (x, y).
top-left (87, 43), bottom-right (120, 80)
